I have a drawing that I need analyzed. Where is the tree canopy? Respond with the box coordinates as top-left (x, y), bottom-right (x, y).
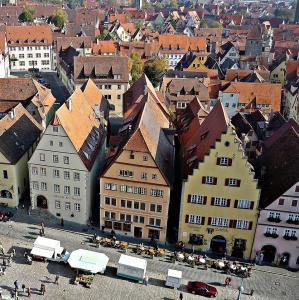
top-left (211, 21), bottom-right (223, 29)
top-left (199, 20), bottom-right (208, 28)
top-left (128, 53), bottom-right (144, 84)
top-left (96, 29), bottom-right (109, 41)
top-left (54, 8), bottom-right (68, 29)
top-left (144, 57), bottom-right (168, 88)
top-left (19, 6), bottom-right (35, 23)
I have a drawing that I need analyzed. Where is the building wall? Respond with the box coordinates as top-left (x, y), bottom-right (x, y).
top-left (160, 53), bottom-right (185, 69)
top-left (100, 149), bottom-right (170, 242)
top-left (9, 45), bottom-right (53, 71)
top-left (251, 183), bottom-right (299, 269)
top-left (270, 61), bottom-right (286, 85)
top-left (28, 124), bottom-right (91, 224)
top-left (245, 39), bottom-right (263, 58)
top-left (284, 90), bottom-right (299, 123)
top-left (218, 91), bottom-right (239, 117)
top-left (178, 127), bottom-right (260, 259)
top-left (0, 52), bottom-right (10, 77)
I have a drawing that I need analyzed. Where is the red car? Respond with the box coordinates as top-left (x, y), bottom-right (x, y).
top-left (187, 281), bottom-right (218, 297)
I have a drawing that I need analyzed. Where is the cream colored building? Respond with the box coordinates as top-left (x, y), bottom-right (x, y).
top-left (100, 78), bottom-right (174, 241)
top-left (0, 104), bottom-right (42, 207)
top-left (28, 81), bottom-right (107, 224)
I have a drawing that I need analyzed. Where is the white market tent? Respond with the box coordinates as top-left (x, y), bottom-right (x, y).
top-left (167, 269), bottom-right (182, 279)
top-left (118, 254), bottom-right (147, 270)
top-left (67, 249), bottom-right (109, 274)
top-left (31, 236), bottom-right (63, 259)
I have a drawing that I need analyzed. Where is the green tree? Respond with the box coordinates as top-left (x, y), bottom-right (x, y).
top-left (211, 21), bottom-right (223, 29)
top-left (128, 53), bottom-right (144, 84)
top-left (96, 29), bottom-right (109, 41)
top-left (144, 57), bottom-right (168, 87)
top-left (19, 6), bottom-right (35, 23)
top-left (54, 8), bottom-right (68, 29)
top-left (200, 20), bottom-right (208, 28)
top-left (135, 20), bottom-right (144, 30)
top-left (169, 0), bottom-right (178, 9)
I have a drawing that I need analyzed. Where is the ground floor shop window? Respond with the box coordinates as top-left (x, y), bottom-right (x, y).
top-left (148, 229), bottom-right (160, 240)
top-left (123, 223), bottom-right (131, 232)
top-left (189, 234), bottom-right (203, 245)
top-left (104, 220), bottom-right (112, 229)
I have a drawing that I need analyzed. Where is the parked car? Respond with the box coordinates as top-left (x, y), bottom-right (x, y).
top-left (187, 281), bottom-right (217, 298)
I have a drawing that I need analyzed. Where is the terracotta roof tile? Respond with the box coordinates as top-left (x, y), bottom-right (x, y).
top-left (92, 41), bottom-right (117, 55)
top-left (159, 35), bottom-right (206, 52)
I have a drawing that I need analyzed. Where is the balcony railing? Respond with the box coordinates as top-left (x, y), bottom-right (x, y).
top-left (267, 217), bottom-right (281, 223)
top-left (264, 232), bottom-right (278, 238)
top-left (283, 235), bottom-right (298, 241)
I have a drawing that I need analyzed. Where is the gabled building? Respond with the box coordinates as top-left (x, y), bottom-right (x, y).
top-left (6, 24), bottom-right (54, 71)
top-left (100, 76), bottom-right (174, 242)
top-left (28, 81), bottom-right (107, 225)
top-left (178, 101), bottom-right (260, 259)
top-left (0, 104), bottom-right (43, 207)
top-left (0, 78), bottom-right (56, 129)
top-left (218, 82), bottom-right (282, 117)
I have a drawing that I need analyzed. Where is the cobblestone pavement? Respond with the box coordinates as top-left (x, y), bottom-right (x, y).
top-left (0, 209), bottom-right (298, 300)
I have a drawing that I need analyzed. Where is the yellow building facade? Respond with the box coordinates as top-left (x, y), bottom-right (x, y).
top-left (178, 126), bottom-right (260, 259)
top-left (270, 60), bottom-right (286, 85)
top-left (186, 55), bottom-right (208, 70)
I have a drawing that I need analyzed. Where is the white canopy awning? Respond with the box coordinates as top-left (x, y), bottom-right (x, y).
top-left (30, 247), bottom-right (54, 259)
top-left (67, 249), bottom-right (109, 274)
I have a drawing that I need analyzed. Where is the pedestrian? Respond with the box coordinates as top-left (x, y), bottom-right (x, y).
top-left (8, 256), bottom-right (12, 266)
top-left (41, 221), bottom-right (44, 229)
top-left (12, 248), bottom-right (16, 257)
top-left (144, 275), bottom-right (149, 286)
top-left (250, 289), bottom-right (254, 296)
top-left (60, 218), bottom-right (64, 227)
top-left (41, 227), bottom-right (45, 236)
top-left (3, 258), bottom-right (6, 266)
top-left (27, 287), bottom-right (32, 297)
top-left (179, 292), bottom-right (183, 300)
top-left (22, 284), bottom-right (26, 293)
top-left (39, 229), bottom-right (43, 236)
top-left (40, 283), bottom-right (45, 295)
top-left (24, 250), bottom-right (28, 257)
top-left (0, 245), bottom-right (4, 256)
top-left (54, 275), bottom-right (59, 285)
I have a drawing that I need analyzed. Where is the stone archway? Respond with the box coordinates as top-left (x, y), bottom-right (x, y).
top-left (210, 235), bottom-right (226, 254)
top-left (261, 245), bottom-right (276, 263)
top-left (0, 190), bottom-right (12, 199)
top-left (36, 195), bottom-right (48, 209)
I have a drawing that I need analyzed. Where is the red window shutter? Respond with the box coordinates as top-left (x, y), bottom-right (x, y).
top-left (211, 197), bottom-right (215, 205)
top-left (202, 176), bottom-right (206, 184)
top-left (203, 196), bottom-right (207, 205)
top-left (250, 201), bottom-right (254, 209)
top-left (229, 220), bottom-right (234, 228)
top-left (187, 195), bottom-right (191, 203)
top-left (228, 158), bottom-right (232, 166)
top-left (216, 157), bottom-right (221, 165)
top-left (208, 217), bottom-right (211, 225)
top-left (234, 200), bottom-right (238, 208)
top-left (237, 179), bottom-right (241, 187)
top-left (248, 221), bottom-right (253, 230)
top-left (185, 215), bottom-right (189, 223)
top-left (227, 199), bottom-right (231, 207)
top-left (225, 178), bottom-right (229, 186)
top-left (201, 217), bottom-right (205, 225)
top-left (213, 177), bottom-right (217, 185)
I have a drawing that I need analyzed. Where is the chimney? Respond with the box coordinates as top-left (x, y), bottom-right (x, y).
top-left (9, 108), bottom-right (16, 119)
top-left (66, 99), bottom-right (72, 111)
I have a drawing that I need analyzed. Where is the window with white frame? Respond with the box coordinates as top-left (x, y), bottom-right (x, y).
top-left (288, 214), bottom-right (299, 221)
top-left (40, 153), bottom-right (45, 161)
top-left (65, 202), bottom-right (71, 210)
top-left (55, 201), bottom-right (61, 209)
top-left (64, 171), bottom-right (70, 180)
top-left (285, 229), bottom-right (296, 237)
top-left (119, 170), bottom-right (133, 177)
top-left (53, 155), bottom-right (59, 163)
top-left (104, 183), bottom-right (117, 191)
top-left (141, 172), bottom-right (147, 180)
top-left (32, 167), bottom-right (38, 175)
top-left (63, 156), bottom-right (69, 164)
top-left (40, 167), bottom-right (46, 176)
top-left (74, 172), bottom-right (80, 181)
top-left (237, 199), bottom-right (251, 209)
top-left (211, 217), bottom-right (229, 227)
top-left (53, 169), bottom-right (60, 178)
top-left (214, 197), bottom-right (228, 207)
top-left (269, 212), bottom-right (280, 219)
top-left (134, 187), bottom-right (147, 194)
top-left (151, 189), bottom-right (164, 197)
top-left (188, 215), bottom-right (202, 224)
top-left (64, 186), bottom-right (70, 195)
top-left (41, 182), bottom-right (47, 191)
top-left (74, 187), bottom-right (80, 196)
top-left (191, 195), bottom-right (205, 204)
top-left (74, 203), bottom-right (80, 212)
top-left (220, 157), bottom-right (229, 166)
top-left (54, 184), bottom-right (60, 193)
top-left (205, 176), bottom-right (214, 184)
top-left (265, 227), bottom-right (277, 234)
top-left (228, 178), bottom-right (237, 186)
top-left (236, 220), bottom-right (249, 230)
top-left (32, 181), bottom-right (39, 190)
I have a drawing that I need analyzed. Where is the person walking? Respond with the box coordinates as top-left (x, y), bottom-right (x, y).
top-left (60, 218), bottom-right (64, 227)
top-left (179, 292), bottom-right (183, 300)
top-left (22, 284), bottom-right (26, 293)
top-left (27, 287), bottom-right (32, 297)
top-left (54, 275), bottom-right (59, 285)
top-left (40, 283), bottom-right (45, 295)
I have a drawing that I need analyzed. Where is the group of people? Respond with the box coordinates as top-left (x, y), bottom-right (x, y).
top-left (13, 280), bottom-right (47, 298)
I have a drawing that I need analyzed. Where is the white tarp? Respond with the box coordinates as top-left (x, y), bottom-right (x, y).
top-left (118, 254), bottom-right (147, 269)
top-left (67, 249), bottom-right (109, 274)
top-left (30, 247), bottom-right (54, 259)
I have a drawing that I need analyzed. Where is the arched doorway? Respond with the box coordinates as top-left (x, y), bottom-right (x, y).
top-left (261, 245), bottom-right (276, 263)
top-left (210, 235), bottom-right (226, 254)
top-left (0, 190), bottom-right (12, 198)
top-left (36, 195), bottom-right (48, 209)
top-left (280, 252), bottom-right (290, 266)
